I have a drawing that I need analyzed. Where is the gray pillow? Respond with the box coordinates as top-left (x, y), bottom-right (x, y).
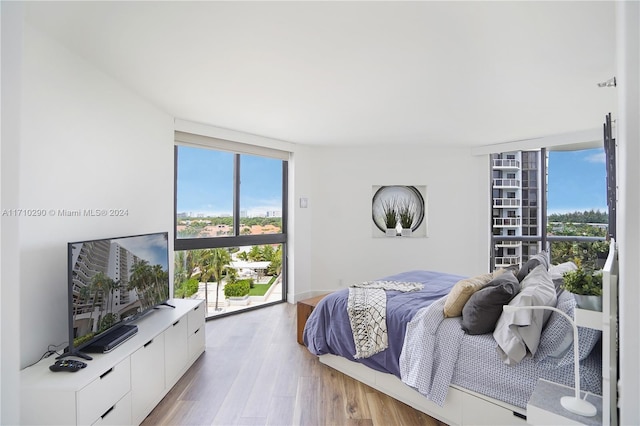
top-left (494, 264), bottom-right (557, 365)
top-left (516, 251), bottom-right (550, 282)
top-left (461, 272), bottom-right (521, 335)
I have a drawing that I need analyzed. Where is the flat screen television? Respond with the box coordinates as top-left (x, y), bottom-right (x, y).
top-left (63, 232), bottom-right (171, 359)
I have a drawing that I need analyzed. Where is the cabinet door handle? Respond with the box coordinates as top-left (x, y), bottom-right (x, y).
top-left (194, 305), bottom-right (200, 311)
top-left (101, 405), bottom-right (115, 419)
top-left (173, 320), bottom-right (180, 327)
top-left (144, 339), bottom-right (154, 348)
top-left (194, 328), bottom-right (200, 334)
top-left (99, 368), bottom-right (113, 379)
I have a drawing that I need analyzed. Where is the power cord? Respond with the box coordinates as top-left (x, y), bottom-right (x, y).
top-left (25, 342), bottom-right (68, 368)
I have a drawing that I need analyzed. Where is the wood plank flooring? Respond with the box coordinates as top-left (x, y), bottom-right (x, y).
top-left (142, 302), bottom-right (448, 426)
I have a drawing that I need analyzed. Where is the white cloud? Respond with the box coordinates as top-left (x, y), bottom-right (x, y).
top-left (585, 151), bottom-right (606, 163)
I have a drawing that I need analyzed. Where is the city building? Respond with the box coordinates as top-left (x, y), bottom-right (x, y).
top-left (491, 151), bottom-right (543, 269)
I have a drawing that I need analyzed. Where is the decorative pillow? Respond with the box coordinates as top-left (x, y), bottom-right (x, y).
top-left (443, 272), bottom-right (494, 318)
top-left (535, 290), bottom-right (602, 364)
top-left (516, 251), bottom-right (550, 282)
top-left (493, 264), bottom-right (557, 365)
top-left (460, 272), bottom-right (520, 335)
top-left (496, 264), bottom-right (519, 276)
top-left (549, 261), bottom-right (578, 297)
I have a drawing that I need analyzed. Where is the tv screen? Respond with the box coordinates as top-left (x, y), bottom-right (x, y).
top-left (66, 232), bottom-right (170, 356)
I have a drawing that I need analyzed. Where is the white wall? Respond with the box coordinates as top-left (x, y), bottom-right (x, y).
top-left (1, 2), bottom-right (25, 424)
top-left (616, 1), bottom-right (640, 424)
top-left (303, 145), bottom-right (489, 297)
top-left (18, 24), bottom-right (174, 368)
top-left (288, 144), bottom-right (315, 301)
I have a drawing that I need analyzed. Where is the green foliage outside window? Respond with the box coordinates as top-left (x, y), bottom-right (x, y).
top-left (174, 277), bottom-right (199, 299)
top-left (224, 280), bottom-right (251, 298)
top-left (548, 211), bottom-right (609, 270)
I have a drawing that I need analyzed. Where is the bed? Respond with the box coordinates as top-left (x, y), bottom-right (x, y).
top-left (302, 245), bottom-right (617, 426)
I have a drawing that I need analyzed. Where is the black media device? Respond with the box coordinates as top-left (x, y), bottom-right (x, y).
top-left (50, 359), bottom-right (87, 372)
top-left (58, 232), bottom-right (172, 360)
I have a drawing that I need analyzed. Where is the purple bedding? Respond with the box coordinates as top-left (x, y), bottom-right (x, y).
top-left (302, 270), bottom-right (465, 377)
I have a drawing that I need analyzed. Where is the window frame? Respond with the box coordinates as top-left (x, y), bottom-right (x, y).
top-left (173, 138), bottom-right (289, 316)
top-left (489, 145), bottom-right (613, 270)
top-left (174, 146), bottom-right (288, 251)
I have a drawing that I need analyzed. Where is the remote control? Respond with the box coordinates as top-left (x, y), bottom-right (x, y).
top-left (49, 359), bottom-right (87, 372)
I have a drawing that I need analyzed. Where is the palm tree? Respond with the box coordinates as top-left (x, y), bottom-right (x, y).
top-left (209, 248), bottom-right (232, 311)
top-left (193, 249), bottom-right (214, 310)
top-left (107, 278), bottom-right (120, 317)
top-left (89, 271), bottom-right (113, 332)
top-left (237, 251), bottom-right (249, 261)
top-left (267, 245), bottom-right (283, 276)
top-left (152, 263), bottom-right (169, 301)
top-left (174, 251), bottom-right (188, 296)
top-left (248, 245), bottom-right (262, 261)
top-left (129, 260), bottom-right (155, 309)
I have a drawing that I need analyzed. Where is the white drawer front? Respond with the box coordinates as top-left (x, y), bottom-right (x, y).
top-left (77, 357), bottom-right (131, 426)
top-left (188, 325), bottom-right (205, 361)
top-left (131, 334), bottom-right (166, 425)
top-left (187, 301), bottom-right (205, 336)
top-left (461, 391), bottom-right (527, 425)
top-left (165, 317), bottom-right (188, 387)
top-left (91, 391), bottom-right (132, 426)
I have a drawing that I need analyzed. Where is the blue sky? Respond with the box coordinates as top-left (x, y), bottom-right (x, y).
top-left (117, 233), bottom-right (169, 269)
top-left (178, 146), bottom-right (607, 217)
top-left (177, 147), bottom-right (283, 216)
top-left (547, 148), bottom-right (607, 214)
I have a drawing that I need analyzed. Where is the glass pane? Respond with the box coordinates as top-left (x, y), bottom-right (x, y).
top-left (547, 148), bottom-right (607, 227)
top-left (239, 154), bottom-right (283, 234)
top-left (176, 146), bottom-right (234, 238)
top-left (174, 244), bottom-right (284, 318)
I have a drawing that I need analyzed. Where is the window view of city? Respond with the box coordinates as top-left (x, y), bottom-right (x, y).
top-left (491, 147), bottom-right (610, 271)
top-left (174, 145), bottom-right (286, 317)
top-left (176, 215), bottom-right (282, 239)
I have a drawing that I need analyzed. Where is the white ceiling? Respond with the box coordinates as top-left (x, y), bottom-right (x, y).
top-left (24, 1), bottom-right (617, 148)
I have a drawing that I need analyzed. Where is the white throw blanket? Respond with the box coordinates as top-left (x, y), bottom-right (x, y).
top-left (348, 280), bottom-right (424, 359)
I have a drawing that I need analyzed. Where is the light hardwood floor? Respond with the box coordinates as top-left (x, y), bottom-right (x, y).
top-left (142, 301), bottom-right (448, 426)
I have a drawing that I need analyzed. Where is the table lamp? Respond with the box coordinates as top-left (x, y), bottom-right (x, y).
top-left (502, 304), bottom-right (597, 417)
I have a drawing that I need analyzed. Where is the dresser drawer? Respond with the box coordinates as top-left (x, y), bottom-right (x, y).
top-left (188, 324), bottom-right (205, 360)
top-left (90, 391), bottom-right (132, 426)
top-left (77, 357), bottom-right (131, 425)
top-left (187, 301), bottom-right (205, 336)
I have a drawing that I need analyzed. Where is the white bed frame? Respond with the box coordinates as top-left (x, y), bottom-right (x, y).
top-left (318, 241), bottom-right (619, 426)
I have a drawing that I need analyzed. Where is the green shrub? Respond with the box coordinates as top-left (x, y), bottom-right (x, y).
top-left (174, 278), bottom-right (199, 298)
top-left (224, 280), bottom-right (251, 298)
top-left (562, 268), bottom-right (603, 296)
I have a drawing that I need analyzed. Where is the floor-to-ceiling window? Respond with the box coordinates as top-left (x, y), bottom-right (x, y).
top-left (173, 132), bottom-right (288, 318)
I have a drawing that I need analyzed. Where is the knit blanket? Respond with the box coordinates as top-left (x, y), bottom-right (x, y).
top-left (348, 281), bottom-right (424, 359)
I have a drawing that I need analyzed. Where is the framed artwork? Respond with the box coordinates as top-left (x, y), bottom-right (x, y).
top-left (372, 185), bottom-right (427, 237)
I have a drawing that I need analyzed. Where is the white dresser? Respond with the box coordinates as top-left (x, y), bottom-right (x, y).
top-left (21, 298), bottom-right (205, 426)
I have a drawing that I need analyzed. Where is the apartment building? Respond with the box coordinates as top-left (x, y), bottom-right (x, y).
top-left (491, 151), bottom-right (543, 269)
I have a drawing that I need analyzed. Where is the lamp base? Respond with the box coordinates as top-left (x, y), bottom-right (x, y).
top-left (560, 396), bottom-right (597, 417)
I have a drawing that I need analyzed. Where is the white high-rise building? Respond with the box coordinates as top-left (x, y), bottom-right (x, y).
top-left (491, 151), bottom-right (543, 270)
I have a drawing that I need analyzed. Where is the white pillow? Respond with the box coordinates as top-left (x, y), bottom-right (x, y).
top-left (549, 261), bottom-right (578, 296)
top-left (493, 265), bottom-right (557, 365)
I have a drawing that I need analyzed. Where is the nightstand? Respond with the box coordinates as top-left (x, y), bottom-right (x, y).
top-left (527, 379), bottom-right (603, 425)
top-left (296, 294), bottom-right (329, 345)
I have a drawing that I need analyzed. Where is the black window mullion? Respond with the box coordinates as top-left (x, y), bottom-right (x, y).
top-left (540, 148), bottom-right (547, 251)
top-left (234, 154), bottom-right (240, 236)
top-left (281, 160), bottom-right (288, 234)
